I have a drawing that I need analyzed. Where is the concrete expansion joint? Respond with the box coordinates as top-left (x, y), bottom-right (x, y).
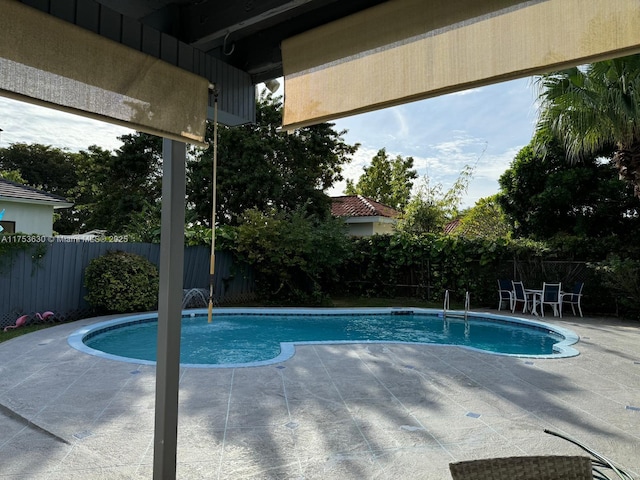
top-left (0, 403), bottom-right (70, 445)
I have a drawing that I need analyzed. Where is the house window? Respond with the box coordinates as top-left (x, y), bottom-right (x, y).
top-left (0, 221), bottom-right (16, 234)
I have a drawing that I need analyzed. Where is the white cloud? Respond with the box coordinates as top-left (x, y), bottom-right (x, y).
top-left (448, 87), bottom-right (483, 96)
top-left (390, 108), bottom-right (410, 140)
top-left (431, 135), bottom-right (482, 157)
top-left (411, 155), bottom-right (444, 171)
top-left (0, 97), bottom-right (131, 152)
top-left (476, 147), bottom-right (522, 179)
top-left (328, 146), bottom-right (379, 197)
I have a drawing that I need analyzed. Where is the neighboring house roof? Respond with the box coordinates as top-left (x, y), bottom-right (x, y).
top-left (331, 195), bottom-right (400, 219)
top-left (444, 219), bottom-right (461, 234)
top-left (57, 229), bottom-right (107, 241)
top-left (0, 179), bottom-right (73, 208)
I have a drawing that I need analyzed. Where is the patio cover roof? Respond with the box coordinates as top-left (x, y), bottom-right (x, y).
top-left (5, 0), bottom-right (388, 138)
top-left (8, 0), bottom-right (640, 133)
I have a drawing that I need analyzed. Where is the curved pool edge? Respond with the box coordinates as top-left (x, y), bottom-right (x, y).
top-left (67, 307), bottom-right (581, 368)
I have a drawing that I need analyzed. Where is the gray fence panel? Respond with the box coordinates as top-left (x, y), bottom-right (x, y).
top-left (0, 242), bottom-right (255, 328)
top-left (213, 250), bottom-right (255, 303)
top-left (184, 246), bottom-right (210, 289)
top-left (180, 249), bottom-right (256, 304)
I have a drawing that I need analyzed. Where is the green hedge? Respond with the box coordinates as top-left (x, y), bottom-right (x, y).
top-left (84, 250), bottom-right (159, 313)
top-left (328, 234), bottom-right (632, 316)
top-left (216, 213), bottom-right (637, 317)
top-left (332, 234), bottom-right (514, 306)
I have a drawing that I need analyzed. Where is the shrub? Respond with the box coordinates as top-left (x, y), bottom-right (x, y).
top-left (221, 207), bottom-right (351, 304)
top-left (590, 256), bottom-right (640, 319)
top-left (84, 251), bottom-right (159, 313)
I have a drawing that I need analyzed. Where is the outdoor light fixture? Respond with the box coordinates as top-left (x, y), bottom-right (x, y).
top-left (265, 79), bottom-right (280, 93)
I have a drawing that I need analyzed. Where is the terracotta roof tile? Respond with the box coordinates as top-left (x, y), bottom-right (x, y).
top-left (331, 195), bottom-right (399, 218)
top-left (444, 219), bottom-right (461, 234)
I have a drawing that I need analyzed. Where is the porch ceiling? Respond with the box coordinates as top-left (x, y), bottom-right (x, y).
top-left (24, 0), bottom-right (389, 85)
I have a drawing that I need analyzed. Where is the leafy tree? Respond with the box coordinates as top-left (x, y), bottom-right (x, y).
top-left (188, 93), bottom-right (357, 226)
top-left (122, 202), bottom-right (163, 243)
top-left (396, 188), bottom-right (446, 235)
top-left (218, 205), bottom-right (351, 302)
top-left (591, 255), bottom-right (640, 319)
top-left (535, 54), bottom-right (640, 196)
top-left (76, 134), bottom-right (162, 233)
top-left (345, 148), bottom-right (417, 211)
top-left (456, 194), bottom-right (511, 239)
top-left (66, 145), bottom-right (110, 232)
top-left (396, 165), bottom-right (474, 234)
top-left (0, 143), bottom-right (78, 194)
top-left (0, 170), bottom-right (26, 183)
top-left (498, 133), bottom-right (640, 239)
top-left (0, 136), bottom-right (163, 235)
top-left (0, 143), bottom-right (80, 233)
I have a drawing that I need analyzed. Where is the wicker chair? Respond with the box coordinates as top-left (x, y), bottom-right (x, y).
top-left (449, 455), bottom-right (593, 480)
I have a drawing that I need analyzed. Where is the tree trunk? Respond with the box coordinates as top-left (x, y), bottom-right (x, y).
top-left (613, 141), bottom-right (640, 197)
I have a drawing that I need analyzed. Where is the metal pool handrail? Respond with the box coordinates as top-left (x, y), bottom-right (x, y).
top-left (464, 291), bottom-right (470, 321)
top-left (443, 290), bottom-right (450, 319)
top-left (443, 290), bottom-right (471, 321)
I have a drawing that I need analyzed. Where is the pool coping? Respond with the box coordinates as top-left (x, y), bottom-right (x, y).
top-left (67, 307), bottom-right (580, 368)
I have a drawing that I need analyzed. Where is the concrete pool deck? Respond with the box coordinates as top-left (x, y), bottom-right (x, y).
top-left (0, 310), bottom-right (638, 479)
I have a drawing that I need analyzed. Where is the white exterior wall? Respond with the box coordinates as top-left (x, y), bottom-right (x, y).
top-left (346, 222), bottom-right (374, 237)
top-left (344, 217), bottom-right (396, 237)
top-left (0, 201), bottom-right (55, 236)
top-left (372, 222), bottom-right (395, 235)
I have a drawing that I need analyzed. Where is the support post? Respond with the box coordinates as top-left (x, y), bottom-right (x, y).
top-left (153, 139), bottom-right (186, 479)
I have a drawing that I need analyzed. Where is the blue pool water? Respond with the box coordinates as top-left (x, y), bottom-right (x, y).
top-left (69, 308), bottom-right (580, 367)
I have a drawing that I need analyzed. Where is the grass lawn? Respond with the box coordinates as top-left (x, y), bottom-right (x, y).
top-left (0, 324), bottom-right (57, 343)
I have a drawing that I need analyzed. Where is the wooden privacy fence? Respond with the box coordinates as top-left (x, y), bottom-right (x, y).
top-left (0, 241), bottom-right (255, 328)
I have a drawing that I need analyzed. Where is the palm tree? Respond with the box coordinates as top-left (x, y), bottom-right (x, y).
top-left (535, 54), bottom-right (640, 196)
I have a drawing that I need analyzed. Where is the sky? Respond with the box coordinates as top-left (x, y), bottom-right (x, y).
top-left (0, 76), bottom-right (539, 208)
top-left (328, 77), bottom-right (539, 207)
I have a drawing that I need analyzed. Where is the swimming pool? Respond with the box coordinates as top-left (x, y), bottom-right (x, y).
top-left (68, 308), bottom-right (580, 367)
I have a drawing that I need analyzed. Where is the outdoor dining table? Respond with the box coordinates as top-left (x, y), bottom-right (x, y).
top-left (524, 289), bottom-right (543, 316)
top-left (525, 287), bottom-right (565, 317)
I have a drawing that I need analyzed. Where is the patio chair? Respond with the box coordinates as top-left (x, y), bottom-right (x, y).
top-left (538, 282), bottom-right (562, 318)
top-left (449, 455), bottom-right (593, 480)
top-left (511, 280), bottom-right (532, 314)
top-left (497, 279), bottom-right (514, 311)
top-left (450, 429), bottom-right (634, 480)
top-left (561, 282), bottom-right (584, 317)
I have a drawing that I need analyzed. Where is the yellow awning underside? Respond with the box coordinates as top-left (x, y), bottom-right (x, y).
top-left (0, 0), bottom-right (209, 146)
top-left (282, 0), bottom-right (640, 130)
